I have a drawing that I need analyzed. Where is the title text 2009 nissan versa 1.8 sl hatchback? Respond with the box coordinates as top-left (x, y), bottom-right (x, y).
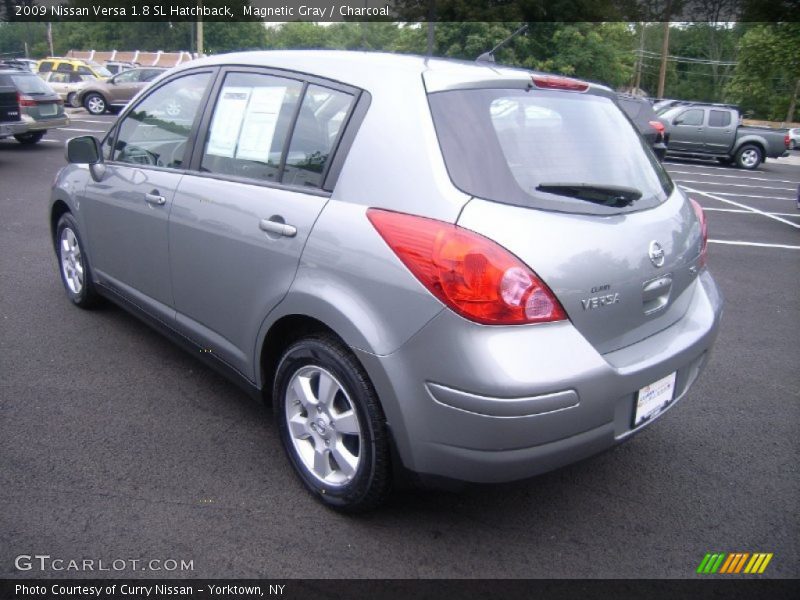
top-left (51, 51), bottom-right (723, 511)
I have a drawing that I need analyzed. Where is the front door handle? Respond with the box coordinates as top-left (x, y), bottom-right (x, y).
top-left (145, 191), bottom-right (166, 206)
top-left (259, 218), bottom-right (297, 238)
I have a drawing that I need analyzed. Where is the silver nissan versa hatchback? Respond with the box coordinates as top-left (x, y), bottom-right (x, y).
top-left (51, 51), bottom-right (723, 511)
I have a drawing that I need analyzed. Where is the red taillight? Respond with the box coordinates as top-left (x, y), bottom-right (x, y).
top-left (367, 209), bottom-right (567, 325)
top-left (531, 74), bottom-right (588, 92)
top-left (17, 93), bottom-right (37, 107)
top-left (785, 134), bottom-right (791, 149)
top-left (689, 198), bottom-right (708, 268)
top-left (649, 120), bottom-right (665, 134)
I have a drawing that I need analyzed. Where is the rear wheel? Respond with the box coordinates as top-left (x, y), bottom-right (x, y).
top-left (274, 334), bottom-right (391, 512)
top-left (84, 93), bottom-right (107, 115)
top-left (735, 144), bottom-right (763, 170)
top-left (66, 92), bottom-right (76, 107)
top-left (14, 131), bottom-right (44, 145)
top-left (55, 213), bottom-right (100, 309)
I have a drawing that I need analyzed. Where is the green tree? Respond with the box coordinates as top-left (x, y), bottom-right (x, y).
top-left (726, 23), bottom-right (800, 121)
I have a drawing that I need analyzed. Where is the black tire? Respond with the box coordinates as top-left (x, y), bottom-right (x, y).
top-left (84, 92), bottom-right (107, 115)
top-left (14, 131), bottom-right (44, 145)
top-left (791, 140), bottom-right (797, 150)
top-left (66, 92), bottom-right (76, 107)
top-left (735, 144), bottom-right (763, 170)
top-left (273, 334), bottom-right (391, 512)
top-left (55, 213), bottom-right (101, 309)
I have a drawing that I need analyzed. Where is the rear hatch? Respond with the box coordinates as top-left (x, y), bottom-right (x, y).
top-left (6, 71), bottom-right (64, 120)
top-left (427, 77), bottom-right (704, 354)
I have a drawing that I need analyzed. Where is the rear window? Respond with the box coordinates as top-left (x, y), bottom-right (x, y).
top-left (10, 74), bottom-right (53, 95)
top-left (429, 89), bottom-right (674, 215)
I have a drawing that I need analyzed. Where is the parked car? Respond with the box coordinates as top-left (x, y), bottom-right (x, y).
top-left (0, 66), bottom-right (69, 144)
top-left (788, 127), bottom-right (800, 150)
top-left (617, 93), bottom-right (669, 160)
top-left (41, 71), bottom-right (96, 107)
top-left (104, 61), bottom-right (139, 76)
top-left (0, 58), bottom-right (37, 72)
top-left (73, 67), bottom-right (167, 114)
top-left (660, 103), bottom-right (790, 169)
top-left (0, 76), bottom-right (25, 138)
top-left (51, 51), bottom-right (722, 511)
top-left (37, 57), bottom-right (111, 80)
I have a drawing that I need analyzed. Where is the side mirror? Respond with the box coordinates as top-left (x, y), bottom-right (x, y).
top-left (66, 135), bottom-right (102, 164)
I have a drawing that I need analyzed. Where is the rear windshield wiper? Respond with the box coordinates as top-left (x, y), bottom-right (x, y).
top-left (535, 182), bottom-right (642, 207)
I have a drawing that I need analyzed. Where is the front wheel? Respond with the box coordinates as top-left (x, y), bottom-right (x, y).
top-left (55, 213), bottom-right (101, 309)
top-left (274, 335), bottom-right (391, 512)
top-left (735, 144), bottom-right (763, 170)
top-left (14, 131), bottom-right (44, 145)
top-left (84, 93), bottom-right (107, 115)
top-left (66, 92), bottom-right (76, 107)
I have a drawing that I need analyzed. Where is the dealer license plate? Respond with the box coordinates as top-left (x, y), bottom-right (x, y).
top-left (634, 371), bottom-right (676, 426)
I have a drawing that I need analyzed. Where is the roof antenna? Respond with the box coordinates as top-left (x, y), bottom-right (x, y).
top-left (476, 24), bottom-right (528, 64)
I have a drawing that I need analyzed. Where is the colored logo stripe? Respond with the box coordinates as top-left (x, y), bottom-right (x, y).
top-left (697, 552), bottom-right (773, 574)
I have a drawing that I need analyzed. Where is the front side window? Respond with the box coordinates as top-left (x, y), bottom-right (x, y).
top-left (676, 109), bottom-right (704, 126)
top-left (200, 72), bottom-right (303, 183)
top-left (56, 63), bottom-right (74, 73)
top-left (113, 72), bottom-right (211, 168)
top-left (283, 84), bottom-right (354, 188)
top-left (38, 62), bottom-right (53, 73)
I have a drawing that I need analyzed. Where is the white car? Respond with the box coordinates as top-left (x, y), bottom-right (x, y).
top-left (788, 127), bottom-right (800, 150)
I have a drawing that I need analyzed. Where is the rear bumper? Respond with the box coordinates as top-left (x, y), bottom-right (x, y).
top-left (356, 270), bottom-right (723, 484)
top-left (20, 113), bottom-right (70, 132)
top-left (0, 121), bottom-right (26, 137)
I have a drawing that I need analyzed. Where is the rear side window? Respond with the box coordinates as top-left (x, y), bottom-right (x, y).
top-left (200, 74), bottom-right (354, 189)
top-left (201, 72), bottom-right (303, 184)
top-left (56, 63), bottom-right (73, 73)
top-left (282, 84), bottom-right (353, 188)
top-left (38, 62), bottom-right (53, 72)
top-left (708, 110), bottom-right (731, 127)
top-left (429, 88), bottom-right (674, 215)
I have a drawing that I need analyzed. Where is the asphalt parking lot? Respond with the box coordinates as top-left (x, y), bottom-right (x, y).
top-left (1, 109), bottom-right (798, 579)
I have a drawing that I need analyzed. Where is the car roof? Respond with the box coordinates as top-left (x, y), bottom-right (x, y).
top-left (175, 50), bottom-right (610, 95)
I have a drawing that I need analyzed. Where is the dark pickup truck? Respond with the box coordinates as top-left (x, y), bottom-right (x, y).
top-left (0, 83), bottom-right (24, 139)
top-left (659, 104), bottom-right (790, 169)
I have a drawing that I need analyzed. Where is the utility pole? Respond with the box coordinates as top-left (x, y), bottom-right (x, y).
top-left (46, 22), bottom-right (54, 56)
top-left (634, 22), bottom-right (646, 93)
top-left (196, 1), bottom-right (204, 55)
top-left (656, 0), bottom-right (672, 99)
top-left (787, 78), bottom-right (800, 123)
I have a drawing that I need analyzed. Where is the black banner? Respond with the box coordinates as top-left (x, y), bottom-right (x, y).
top-left (0, 0), bottom-right (797, 23)
top-left (1, 579), bottom-right (799, 600)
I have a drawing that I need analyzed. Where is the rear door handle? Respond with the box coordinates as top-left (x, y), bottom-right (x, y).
top-left (259, 218), bottom-right (297, 238)
top-left (145, 191), bottom-right (166, 206)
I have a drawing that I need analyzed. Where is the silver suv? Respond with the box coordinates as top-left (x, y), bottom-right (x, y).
top-left (51, 51), bottom-right (723, 511)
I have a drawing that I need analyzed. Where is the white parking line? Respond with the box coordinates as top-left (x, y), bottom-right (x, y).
top-left (664, 161), bottom-right (764, 173)
top-left (681, 185), bottom-right (800, 230)
top-left (709, 240), bottom-right (800, 250)
top-left (703, 208), bottom-right (800, 218)
top-left (667, 170), bottom-right (800, 185)
top-left (707, 192), bottom-right (795, 201)
top-left (674, 179), bottom-right (796, 192)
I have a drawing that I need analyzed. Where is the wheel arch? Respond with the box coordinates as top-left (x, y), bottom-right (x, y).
top-left (50, 199), bottom-right (71, 253)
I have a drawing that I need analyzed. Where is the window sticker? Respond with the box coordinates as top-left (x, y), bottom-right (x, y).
top-left (206, 87), bottom-right (251, 158)
top-left (206, 85), bottom-right (287, 161)
top-left (236, 86), bottom-right (287, 162)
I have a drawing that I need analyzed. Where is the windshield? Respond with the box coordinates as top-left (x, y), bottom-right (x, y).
top-left (429, 88), bottom-right (673, 215)
top-left (10, 74), bottom-right (54, 95)
top-left (87, 62), bottom-right (113, 77)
